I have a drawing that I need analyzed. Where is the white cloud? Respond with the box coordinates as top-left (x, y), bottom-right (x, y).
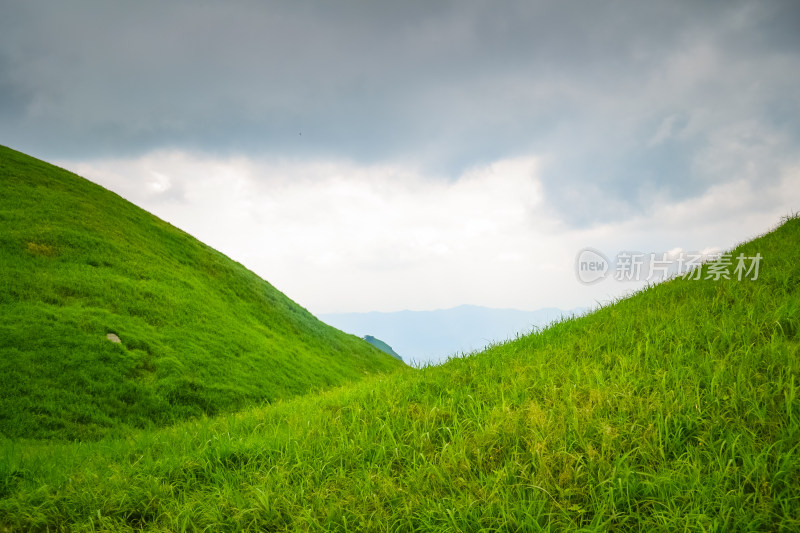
top-left (60, 151), bottom-right (800, 315)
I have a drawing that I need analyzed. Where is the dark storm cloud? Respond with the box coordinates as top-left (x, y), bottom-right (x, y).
top-left (1, 0), bottom-right (798, 224)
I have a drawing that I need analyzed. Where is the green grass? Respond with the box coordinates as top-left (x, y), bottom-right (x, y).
top-left (1, 147), bottom-right (799, 530)
top-left (0, 145), bottom-right (404, 441)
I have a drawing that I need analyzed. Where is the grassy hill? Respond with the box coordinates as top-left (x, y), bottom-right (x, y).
top-left (0, 146), bottom-right (797, 530)
top-left (0, 145), bottom-right (404, 441)
top-left (1, 216), bottom-right (797, 530)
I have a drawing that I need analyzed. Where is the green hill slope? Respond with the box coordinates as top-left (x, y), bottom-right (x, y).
top-left (1, 209), bottom-right (798, 529)
top-left (0, 145), bottom-right (404, 441)
top-left (363, 335), bottom-right (403, 362)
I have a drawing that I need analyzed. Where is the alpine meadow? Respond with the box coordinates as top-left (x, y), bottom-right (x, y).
top-left (0, 145), bottom-right (404, 442)
top-left (1, 146), bottom-right (799, 531)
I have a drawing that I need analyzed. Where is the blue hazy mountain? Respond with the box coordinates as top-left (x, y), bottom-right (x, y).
top-left (320, 305), bottom-right (586, 366)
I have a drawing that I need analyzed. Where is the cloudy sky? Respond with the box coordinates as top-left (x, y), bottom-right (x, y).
top-left (2, 1), bottom-right (799, 314)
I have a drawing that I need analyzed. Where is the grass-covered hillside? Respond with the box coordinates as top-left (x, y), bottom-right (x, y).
top-left (0, 145), bottom-right (404, 441)
top-left (1, 212), bottom-right (797, 530)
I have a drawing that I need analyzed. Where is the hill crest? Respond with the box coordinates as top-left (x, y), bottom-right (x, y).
top-left (0, 145), bottom-right (404, 441)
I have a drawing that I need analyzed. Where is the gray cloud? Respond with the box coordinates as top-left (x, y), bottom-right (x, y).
top-left (1, 0), bottom-right (798, 225)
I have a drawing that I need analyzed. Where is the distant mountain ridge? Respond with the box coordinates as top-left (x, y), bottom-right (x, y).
top-left (321, 305), bottom-right (586, 366)
top-left (363, 335), bottom-right (403, 362)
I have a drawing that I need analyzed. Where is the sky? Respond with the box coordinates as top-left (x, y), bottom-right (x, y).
top-left (2, 1), bottom-right (799, 314)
